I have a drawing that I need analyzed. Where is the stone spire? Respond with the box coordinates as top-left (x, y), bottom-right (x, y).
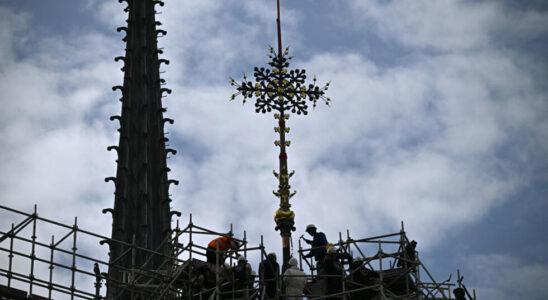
top-left (103, 0), bottom-right (178, 295)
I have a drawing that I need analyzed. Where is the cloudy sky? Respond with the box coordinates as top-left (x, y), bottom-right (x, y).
top-left (0, 0), bottom-right (547, 299)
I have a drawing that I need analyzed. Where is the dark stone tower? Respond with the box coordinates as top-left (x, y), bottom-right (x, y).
top-left (104, 0), bottom-right (177, 296)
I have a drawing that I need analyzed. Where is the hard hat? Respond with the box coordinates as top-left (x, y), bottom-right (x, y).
top-left (288, 257), bottom-right (298, 266)
top-left (268, 252), bottom-right (277, 260)
top-left (326, 243), bottom-right (334, 250)
top-left (238, 256), bottom-right (247, 262)
top-left (306, 224), bottom-right (316, 230)
top-left (327, 246), bottom-right (336, 254)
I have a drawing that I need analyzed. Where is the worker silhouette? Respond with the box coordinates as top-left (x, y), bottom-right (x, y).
top-left (233, 256), bottom-right (253, 299)
top-left (302, 224), bottom-right (328, 269)
top-left (323, 246), bottom-right (353, 299)
top-left (397, 240), bottom-right (417, 268)
top-left (259, 252), bottom-right (280, 299)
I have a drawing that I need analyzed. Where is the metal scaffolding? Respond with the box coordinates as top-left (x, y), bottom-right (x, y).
top-left (297, 223), bottom-right (466, 300)
top-left (0, 204), bottom-right (475, 299)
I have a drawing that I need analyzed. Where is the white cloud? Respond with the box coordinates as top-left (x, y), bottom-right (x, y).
top-left (349, 0), bottom-right (548, 52)
top-left (93, 0), bottom-right (126, 30)
top-left (0, 6), bottom-right (119, 236)
top-left (349, 0), bottom-right (500, 51)
top-left (0, 7), bottom-right (28, 67)
top-left (0, 1), bottom-right (547, 298)
top-left (463, 253), bottom-right (548, 300)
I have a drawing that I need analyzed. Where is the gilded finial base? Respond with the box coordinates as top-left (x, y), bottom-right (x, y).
top-left (274, 208), bottom-right (295, 223)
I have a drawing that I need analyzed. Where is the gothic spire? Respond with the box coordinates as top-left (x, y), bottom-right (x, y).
top-left (104, 0), bottom-right (177, 295)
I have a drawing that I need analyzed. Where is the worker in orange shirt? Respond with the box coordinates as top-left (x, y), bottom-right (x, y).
top-left (206, 235), bottom-right (240, 265)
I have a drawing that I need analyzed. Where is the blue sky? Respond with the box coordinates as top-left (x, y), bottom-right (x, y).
top-left (0, 1), bottom-right (547, 299)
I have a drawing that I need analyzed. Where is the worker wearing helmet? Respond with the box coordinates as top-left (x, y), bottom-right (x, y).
top-left (283, 257), bottom-right (306, 300)
top-left (323, 246), bottom-right (343, 299)
top-left (259, 252), bottom-right (280, 299)
top-left (206, 235), bottom-right (240, 266)
top-left (234, 256), bottom-right (253, 298)
top-left (302, 224), bottom-right (328, 269)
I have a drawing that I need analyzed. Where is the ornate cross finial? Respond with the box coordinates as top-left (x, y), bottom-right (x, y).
top-left (231, 47), bottom-right (330, 114)
top-left (230, 46), bottom-right (330, 215)
top-left (230, 0), bottom-right (331, 268)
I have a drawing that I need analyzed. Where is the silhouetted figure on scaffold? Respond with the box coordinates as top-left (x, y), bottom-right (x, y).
top-left (397, 240), bottom-right (417, 270)
top-left (302, 224), bottom-right (328, 269)
top-left (259, 252), bottom-right (280, 299)
top-left (323, 246), bottom-right (353, 299)
top-left (233, 256), bottom-right (253, 299)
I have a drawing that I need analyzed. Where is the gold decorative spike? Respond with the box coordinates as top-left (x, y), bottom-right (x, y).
top-left (273, 190), bottom-right (280, 197)
top-left (273, 170), bottom-right (279, 179)
top-left (285, 127), bottom-right (290, 133)
top-left (274, 113), bottom-right (280, 119)
top-left (280, 187), bottom-right (289, 196)
top-left (285, 141), bottom-right (291, 147)
top-left (274, 140), bottom-right (281, 146)
top-left (274, 127), bottom-right (280, 133)
top-left (288, 170), bottom-right (295, 178)
top-left (284, 114), bottom-right (290, 120)
top-left (289, 190), bottom-right (296, 199)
